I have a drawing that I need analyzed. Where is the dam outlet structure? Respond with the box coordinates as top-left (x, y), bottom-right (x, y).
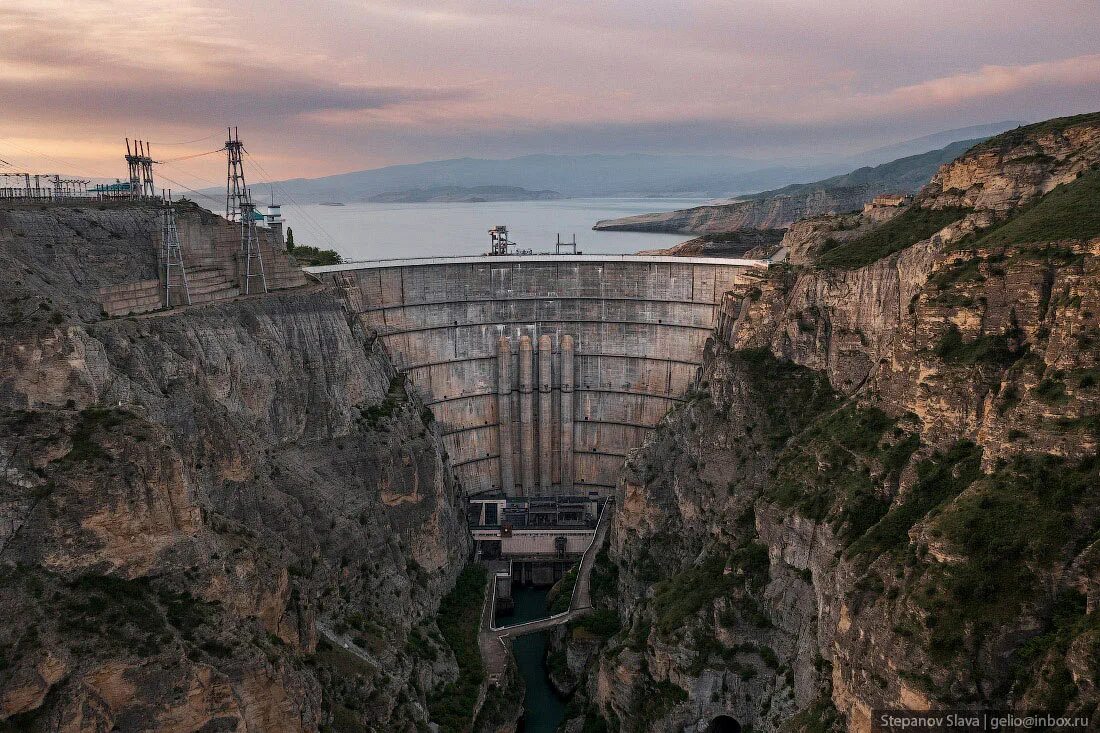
top-left (310, 254), bottom-right (766, 593)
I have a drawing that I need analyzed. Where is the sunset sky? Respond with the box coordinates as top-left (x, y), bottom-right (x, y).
top-left (2, 0), bottom-right (1099, 189)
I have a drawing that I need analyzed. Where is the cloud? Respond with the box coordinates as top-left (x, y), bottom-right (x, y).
top-left (3, 0), bottom-right (1100, 181)
top-left (842, 54), bottom-right (1100, 118)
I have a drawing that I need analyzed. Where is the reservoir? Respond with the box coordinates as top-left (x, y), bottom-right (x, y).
top-left (496, 586), bottom-right (567, 733)
top-left (280, 197), bottom-right (710, 260)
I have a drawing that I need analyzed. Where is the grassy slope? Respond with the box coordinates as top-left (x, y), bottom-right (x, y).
top-left (970, 168), bottom-right (1100, 247)
top-left (815, 206), bottom-right (970, 269)
top-left (969, 112), bottom-right (1100, 153)
top-left (744, 138), bottom-right (984, 202)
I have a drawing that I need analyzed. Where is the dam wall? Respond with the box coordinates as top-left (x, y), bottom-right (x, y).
top-left (310, 255), bottom-right (765, 496)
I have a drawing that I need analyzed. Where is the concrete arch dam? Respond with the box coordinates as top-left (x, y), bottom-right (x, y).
top-left (309, 255), bottom-right (765, 497)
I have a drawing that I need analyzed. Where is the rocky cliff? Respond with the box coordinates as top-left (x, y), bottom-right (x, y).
top-left (0, 204), bottom-right (470, 731)
top-left (561, 113), bottom-right (1100, 732)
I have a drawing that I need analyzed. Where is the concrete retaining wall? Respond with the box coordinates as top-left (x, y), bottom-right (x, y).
top-left (314, 255), bottom-right (764, 496)
top-left (97, 210), bottom-right (308, 316)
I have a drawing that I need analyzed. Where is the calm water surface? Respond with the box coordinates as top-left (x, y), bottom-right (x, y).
top-left (496, 586), bottom-right (567, 733)
top-left (280, 197), bottom-right (711, 261)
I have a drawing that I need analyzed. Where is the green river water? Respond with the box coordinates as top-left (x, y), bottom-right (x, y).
top-left (496, 586), bottom-right (567, 733)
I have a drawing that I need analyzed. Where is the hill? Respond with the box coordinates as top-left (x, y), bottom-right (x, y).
top-left (365, 185), bottom-right (563, 203)
top-left (592, 138), bottom-right (988, 234)
top-left (234, 123), bottom-right (1021, 203)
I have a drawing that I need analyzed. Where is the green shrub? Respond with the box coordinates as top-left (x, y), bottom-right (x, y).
top-left (972, 113), bottom-right (1100, 152)
top-left (629, 678), bottom-right (687, 725)
top-left (288, 244), bottom-right (342, 266)
top-left (649, 554), bottom-right (731, 634)
top-left (916, 454), bottom-right (1097, 663)
top-left (848, 441), bottom-right (982, 558)
top-left (935, 324), bottom-right (1026, 367)
top-left (767, 404), bottom-right (895, 529)
top-left (548, 567), bottom-right (578, 614)
top-left (427, 564), bottom-right (487, 733)
top-left (571, 609), bottom-right (621, 641)
top-left (358, 374), bottom-right (409, 428)
top-left (588, 546), bottom-right (619, 607)
top-left (65, 407), bottom-right (129, 463)
top-left (1032, 378), bottom-right (1069, 405)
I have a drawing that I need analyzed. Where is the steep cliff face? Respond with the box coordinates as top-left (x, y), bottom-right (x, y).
top-left (563, 114), bottom-right (1100, 732)
top-left (0, 205), bottom-right (470, 731)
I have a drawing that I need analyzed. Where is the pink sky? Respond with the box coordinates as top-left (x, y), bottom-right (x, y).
top-left (2, 0), bottom-right (1099, 187)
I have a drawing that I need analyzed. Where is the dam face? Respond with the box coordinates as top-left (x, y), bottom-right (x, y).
top-left (311, 255), bottom-right (764, 497)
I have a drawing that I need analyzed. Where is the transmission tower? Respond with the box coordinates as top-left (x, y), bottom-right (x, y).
top-left (125, 139), bottom-right (141, 199)
top-left (139, 141), bottom-right (155, 197)
top-left (124, 139), bottom-right (156, 199)
top-left (239, 195), bottom-right (268, 294)
top-left (161, 190), bottom-right (192, 307)
top-left (225, 127), bottom-right (248, 222)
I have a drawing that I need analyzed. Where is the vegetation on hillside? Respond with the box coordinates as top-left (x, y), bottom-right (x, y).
top-left (969, 167), bottom-right (1100, 248)
top-left (768, 402), bottom-right (912, 545)
top-left (427, 564), bottom-right (487, 733)
top-left (744, 137), bottom-right (988, 202)
top-left (288, 244), bottom-right (342, 266)
top-left (548, 567), bottom-right (578, 614)
top-left (815, 206), bottom-right (970, 269)
top-left (970, 112), bottom-right (1100, 152)
top-left (911, 454), bottom-right (1100, 677)
top-left (285, 226), bottom-right (342, 266)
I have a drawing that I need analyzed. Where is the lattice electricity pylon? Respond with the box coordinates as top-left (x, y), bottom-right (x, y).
top-left (161, 190), bottom-right (192, 307)
top-left (125, 138), bottom-right (141, 199)
top-left (225, 127), bottom-right (248, 222)
top-left (139, 141), bottom-right (155, 197)
top-left (125, 139), bottom-right (156, 199)
top-left (239, 198), bottom-right (268, 294)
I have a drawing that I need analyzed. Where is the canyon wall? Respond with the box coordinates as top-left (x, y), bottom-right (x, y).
top-left (558, 113), bottom-right (1100, 732)
top-left (0, 205), bottom-right (469, 731)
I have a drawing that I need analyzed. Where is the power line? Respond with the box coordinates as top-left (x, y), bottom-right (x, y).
top-left (242, 150), bottom-right (341, 250)
top-left (156, 159), bottom-right (223, 189)
top-left (0, 137), bottom-right (99, 179)
top-left (149, 132), bottom-right (221, 147)
top-left (242, 153), bottom-right (335, 246)
top-left (155, 147), bottom-right (225, 164)
top-left (154, 169), bottom-right (225, 208)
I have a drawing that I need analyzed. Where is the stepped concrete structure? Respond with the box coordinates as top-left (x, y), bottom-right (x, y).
top-left (310, 254), bottom-right (766, 497)
top-left (98, 209), bottom-right (306, 316)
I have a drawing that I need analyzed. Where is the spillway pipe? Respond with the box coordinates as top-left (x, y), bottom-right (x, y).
top-left (538, 334), bottom-right (553, 493)
top-left (560, 334), bottom-right (574, 493)
top-left (519, 334), bottom-right (535, 495)
top-left (496, 336), bottom-right (514, 494)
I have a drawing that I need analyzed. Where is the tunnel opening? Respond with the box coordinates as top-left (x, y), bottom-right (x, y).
top-left (705, 715), bottom-right (741, 733)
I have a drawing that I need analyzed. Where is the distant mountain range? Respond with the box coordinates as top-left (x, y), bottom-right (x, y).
top-left (839, 121), bottom-right (1024, 167)
top-left (593, 137), bottom-right (992, 234)
top-left (243, 121), bottom-right (1023, 203)
top-left (365, 185), bottom-right (563, 203)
